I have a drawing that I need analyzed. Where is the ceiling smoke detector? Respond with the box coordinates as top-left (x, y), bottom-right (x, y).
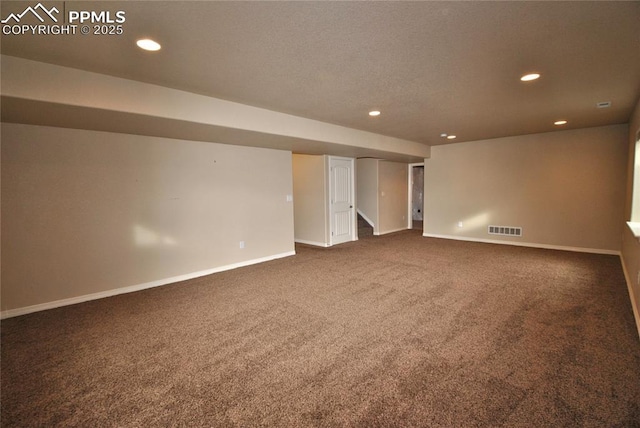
top-left (597, 101), bottom-right (611, 109)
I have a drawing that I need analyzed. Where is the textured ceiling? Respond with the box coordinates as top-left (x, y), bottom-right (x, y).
top-left (1, 1), bottom-right (639, 146)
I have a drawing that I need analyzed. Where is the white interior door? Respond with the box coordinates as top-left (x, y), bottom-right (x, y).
top-left (329, 157), bottom-right (355, 245)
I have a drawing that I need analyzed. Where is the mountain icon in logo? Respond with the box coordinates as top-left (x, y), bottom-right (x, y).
top-left (1, 3), bottom-right (59, 24)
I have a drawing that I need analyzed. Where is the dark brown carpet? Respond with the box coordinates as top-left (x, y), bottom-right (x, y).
top-left (2, 230), bottom-right (640, 427)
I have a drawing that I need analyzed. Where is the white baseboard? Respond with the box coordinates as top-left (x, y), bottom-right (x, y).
top-left (375, 227), bottom-right (410, 236)
top-left (422, 233), bottom-right (620, 256)
top-left (0, 250), bottom-right (296, 320)
top-left (295, 239), bottom-right (330, 247)
top-left (620, 256), bottom-right (640, 341)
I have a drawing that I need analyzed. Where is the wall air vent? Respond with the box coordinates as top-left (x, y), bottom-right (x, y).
top-left (488, 225), bottom-right (523, 237)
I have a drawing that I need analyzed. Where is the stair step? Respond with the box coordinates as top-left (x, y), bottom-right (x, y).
top-left (357, 213), bottom-right (373, 237)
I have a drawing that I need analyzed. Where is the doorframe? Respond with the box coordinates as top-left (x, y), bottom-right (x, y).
top-left (328, 156), bottom-right (356, 246)
top-left (407, 162), bottom-right (425, 229)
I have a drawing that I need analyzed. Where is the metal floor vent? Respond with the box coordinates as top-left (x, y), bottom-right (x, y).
top-left (488, 225), bottom-right (523, 237)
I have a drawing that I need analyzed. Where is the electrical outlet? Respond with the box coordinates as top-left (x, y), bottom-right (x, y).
top-left (286, 194), bottom-right (293, 202)
top-left (457, 222), bottom-right (463, 228)
top-left (239, 241), bottom-right (245, 249)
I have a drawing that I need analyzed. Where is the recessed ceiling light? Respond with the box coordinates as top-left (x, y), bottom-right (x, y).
top-left (440, 133), bottom-right (448, 138)
top-left (446, 135), bottom-right (457, 140)
top-left (554, 120), bottom-right (568, 126)
top-left (369, 110), bottom-right (381, 117)
top-left (136, 39), bottom-right (161, 51)
top-left (520, 73), bottom-right (541, 82)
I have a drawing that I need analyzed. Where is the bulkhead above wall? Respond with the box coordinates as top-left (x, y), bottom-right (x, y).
top-left (0, 55), bottom-right (430, 163)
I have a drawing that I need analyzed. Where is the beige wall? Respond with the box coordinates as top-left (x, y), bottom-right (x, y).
top-left (632, 134), bottom-right (640, 223)
top-left (424, 125), bottom-right (628, 252)
top-left (355, 159), bottom-right (409, 235)
top-left (630, 109), bottom-right (640, 223)
top-left (356, 158), bottom-right (379, 231)
top-left (292, 154), bottom-right (329, 246)
top-left (622, 226), bottom-right (640, 337)
top-left (1, 124), bottom-right (295, 314)
top-left (622, 98), bottom-right (640, 337)
top-left (378, 161), bottom-right (409, 234)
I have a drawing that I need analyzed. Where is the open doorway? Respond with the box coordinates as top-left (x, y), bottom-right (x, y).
top-left (408, 163), bottom-right (424, 231)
